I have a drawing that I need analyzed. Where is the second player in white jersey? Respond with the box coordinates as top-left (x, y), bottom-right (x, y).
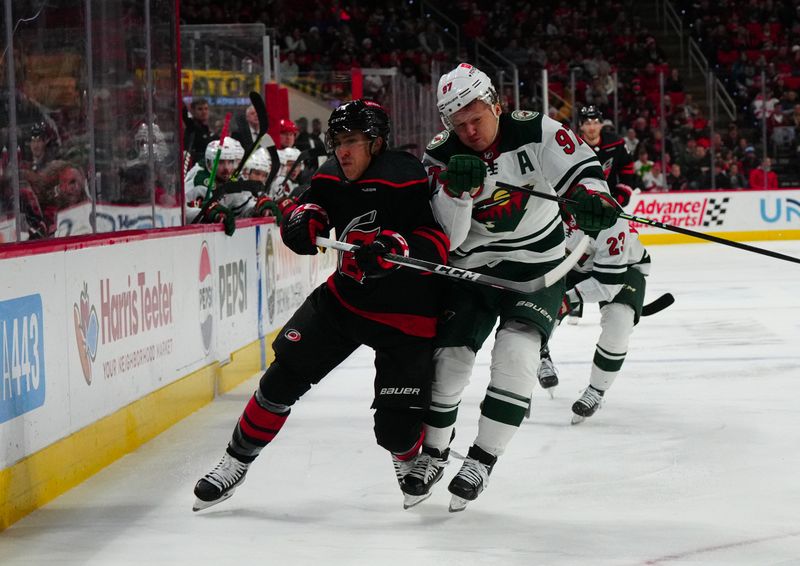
top-left (540, 188), bottom-right (651, 424)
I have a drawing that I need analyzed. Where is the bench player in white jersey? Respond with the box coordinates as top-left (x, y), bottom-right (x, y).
top-left (556, 186), bottom-right (651, 423)
top-left (400, 63), bottom-right (621, 511)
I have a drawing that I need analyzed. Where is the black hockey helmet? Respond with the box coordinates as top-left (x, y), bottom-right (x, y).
top-left (579, 105), bottom-right (603, 124)
top-left (325, 99), bottom-right (390, 153)
top-left (29, 122), bottom-right (48, 140)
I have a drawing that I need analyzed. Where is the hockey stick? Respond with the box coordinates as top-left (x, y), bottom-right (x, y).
top-left (493, 181), bottom-right (800, 265)
top-left (191, 113), bottom-right (232, 225)
top-left (230, 91), bottom-right (269, 183)
top-left (315, 235), bottom-right (590, 294)
top-left (641, 292), bottom-right (675, 316)
top-left (274, 149), bottom-right (312, 198)
top-left (181, 105), bottom-right (196, 178)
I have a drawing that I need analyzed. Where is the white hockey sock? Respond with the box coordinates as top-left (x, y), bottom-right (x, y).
top-left (474, 322), bottom-right (541, 457)
top-left (425, 346), bottom-right (475, 451)
top-left (589, 303), bottom-right (635, 391)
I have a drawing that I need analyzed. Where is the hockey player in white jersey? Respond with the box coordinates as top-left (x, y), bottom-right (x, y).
top-left (401, 63), bottom-right (621, 511)
top-left (184, 138), bottom-right (244, 233)
top-left (553, 186), bottom-right (650, 424)
top-left (269, 147), bottom-right (304, 200)
top-left (226, 147), bottom-right (281, 220)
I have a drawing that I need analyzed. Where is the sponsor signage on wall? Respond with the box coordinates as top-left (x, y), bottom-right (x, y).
top-left (627, 189), bottom-right (800, 236)
top-left (0, 295), bottom-right (45, 423)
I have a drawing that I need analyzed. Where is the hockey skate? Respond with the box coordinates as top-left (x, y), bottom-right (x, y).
top-left (193, 451), bottom-right (250, 511)
top-left (566, 302), bottom-right (583, 325)
top-left (400, 447), bottom-right (449, 509)
top-left (537, 352), bottom-right (559, 399)
top-left (571, 385), bottom-right (605, 425)
top-left (392, 454), bottom-right (416, 486)
top-left (448, 445), bottom-right (497, 512)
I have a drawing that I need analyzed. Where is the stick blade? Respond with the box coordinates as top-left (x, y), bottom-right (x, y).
top-left (249, 91), bottom-right (269, 135)
top-left (641, 292), bottom-right (675, 317)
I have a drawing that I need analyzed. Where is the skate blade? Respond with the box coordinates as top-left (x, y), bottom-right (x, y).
top-left (192, 489), bottom-right (235, 512)
top-left (448, 495), bottom-right (470, 513)
top-left (571, 414), bottom-right (586, 425)
top-left (403, 492), bottom-right (433, 510)
top-left (546, 388), bottom-right (555, 400)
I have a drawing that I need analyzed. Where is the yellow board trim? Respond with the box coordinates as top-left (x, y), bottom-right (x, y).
top-left (0, 330), bottom-right (278, 531)
top-left (639, 229), bottom-right (800, 246)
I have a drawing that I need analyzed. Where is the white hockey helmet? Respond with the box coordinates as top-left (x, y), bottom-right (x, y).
top-left (278, 147), bottom-right (302, 177)
top-left (244, 147), bottom-right (272, 173)
top-left (204, 138), bottom-right (245, 170)
top-left (134, 122), bottom-right (168, 161)
top-left (436, 63), bottom-right (499, 129)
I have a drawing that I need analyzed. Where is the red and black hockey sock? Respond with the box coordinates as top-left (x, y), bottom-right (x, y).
top-left (229, 393), bottom-right (290, 463)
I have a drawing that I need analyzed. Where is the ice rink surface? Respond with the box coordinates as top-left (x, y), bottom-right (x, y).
top-left (2, 241), bottom-right (799, 566)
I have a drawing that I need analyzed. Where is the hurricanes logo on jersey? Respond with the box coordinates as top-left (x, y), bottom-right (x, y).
top-left (473, 188), bottom-right (530, 232)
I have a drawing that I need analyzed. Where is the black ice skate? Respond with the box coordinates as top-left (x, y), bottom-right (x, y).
top-left (537, 352), bottom-right (559, 399)
top-left (193, 452), bottom-right (250, 511)
top-left (392, 453), bottom-right (415, 486)
top-left (400, 446), bottom-right (450, 509)
top-left (571, 385), bottom-right (605, 425)
top-left (448, 445), bottom-right (497, 512)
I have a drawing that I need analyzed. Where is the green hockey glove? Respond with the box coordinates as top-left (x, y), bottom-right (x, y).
top-left (564, 185), bottom-right (621, 231)
top-left (204, 201), bottom-right (236, 236)
top-left (253, 195), bottom-right (282, 222)
top-left (439, 154), bottom-right (487, 198)
top-left (557, 288), bottom-right (583, 321)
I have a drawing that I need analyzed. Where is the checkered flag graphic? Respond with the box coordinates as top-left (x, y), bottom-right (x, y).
top-left (703, 197), bottom-right (730, 227)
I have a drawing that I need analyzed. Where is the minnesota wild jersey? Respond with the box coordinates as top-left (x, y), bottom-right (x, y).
top-left (184, 163), bottom-right (212, 203)
top-left (424, 111), bottom-right (609, 269)
top-left (564, 216), bottom-right (651, 304)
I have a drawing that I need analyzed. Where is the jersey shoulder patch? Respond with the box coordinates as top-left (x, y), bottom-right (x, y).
top-left (426, 130), bottom-right (450, 150)
top-left (511, 110), bottom-right (539, 121)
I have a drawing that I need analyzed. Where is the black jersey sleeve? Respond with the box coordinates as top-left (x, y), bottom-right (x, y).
top-left (369, 151), bottom-right (449, 264)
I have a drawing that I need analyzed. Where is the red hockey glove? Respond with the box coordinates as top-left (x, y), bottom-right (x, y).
top-left (353, 230), bottom-right (410, 278)
top-left (558, 288), bottom-right (583, 321)
top-left (204, 201), bottom-right (236, 236)
top-left (440, 154), bottom-right (486, 198)
top-left (280, 203), bottom-right (330, 255)
top-left (564, 185), bottom-right (621, 232)
top-left (612, 183), bottom-right (633, 207)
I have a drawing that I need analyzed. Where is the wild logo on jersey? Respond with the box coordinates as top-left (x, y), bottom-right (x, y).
top-left (473, 187), bottom-right (530, 232)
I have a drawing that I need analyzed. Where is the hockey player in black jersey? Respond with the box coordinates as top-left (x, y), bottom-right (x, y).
top-left (537, 105), bottom-right (639, 392)
top-left (576, 105), bottom-right (638, 190)
top-left (193, 99), bottom-right (450, 512)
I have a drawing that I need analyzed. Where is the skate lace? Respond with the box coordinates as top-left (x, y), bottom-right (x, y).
top-left (456, 457), bottom-right (489, 487)
top-left (539, 357), bottom-right (556, 377)
top-left (392, 454), bottom-right (415, 481)
top-left (406, 453), bottom-right (442, 482)
top-left (205, 454), bottom-right (248, 490)
top-left (578, 386), bottom-right (603, 408)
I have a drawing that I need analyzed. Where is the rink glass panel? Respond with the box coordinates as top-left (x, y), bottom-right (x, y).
top-left (0, 0), bottom-right (181, 244)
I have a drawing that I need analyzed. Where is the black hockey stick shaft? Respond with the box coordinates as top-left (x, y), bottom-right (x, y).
top-left (641, 292), bottom-right (675, 317)
top-left (230, 91), bottom-right (270, 182)
top-left (315, 236), bottom-right (590, 294)
top-left (494, 181), bottom-right (800, 265)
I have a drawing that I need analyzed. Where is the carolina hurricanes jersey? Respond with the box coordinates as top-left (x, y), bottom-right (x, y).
top-left (424, 111), bottom-right (609, 269)
top-left (564, 216), bottom-right (650, 303)
top-left (298, 150), bottom-right (449, 338)
top-left (582, 129), bottom-right (637, 189)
